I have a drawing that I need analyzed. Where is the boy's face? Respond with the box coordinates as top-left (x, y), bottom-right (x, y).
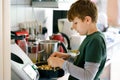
top-left (71, 17), bottom-right (89, 35)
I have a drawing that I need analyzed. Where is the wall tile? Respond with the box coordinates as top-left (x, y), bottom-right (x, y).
top-left (11, 0), bottom-right (53, 35)
top-left (11, 6), bottom-right (17, 27)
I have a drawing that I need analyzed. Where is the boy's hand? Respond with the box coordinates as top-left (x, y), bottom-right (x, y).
top-left (50, 52), bottom-right (71, 60)
top-left (47, 57), bottom-right (65, 68)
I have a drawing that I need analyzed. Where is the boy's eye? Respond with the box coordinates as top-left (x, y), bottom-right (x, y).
top-left (74, 22), bottom-right (77, 24)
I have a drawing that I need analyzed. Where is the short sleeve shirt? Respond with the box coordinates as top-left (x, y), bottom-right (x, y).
top-left (69, 31), bottom-right (107, 80)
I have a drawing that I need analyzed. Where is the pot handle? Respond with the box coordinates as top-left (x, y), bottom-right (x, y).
top-left (58, 41), bottom-right (68, 53)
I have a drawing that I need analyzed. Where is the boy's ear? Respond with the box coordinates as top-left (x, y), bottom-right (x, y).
top-left (84, 16), bottom-right (92, 24)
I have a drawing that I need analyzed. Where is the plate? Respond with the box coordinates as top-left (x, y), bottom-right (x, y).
top-left (68, 50), bottom-right (80, 57)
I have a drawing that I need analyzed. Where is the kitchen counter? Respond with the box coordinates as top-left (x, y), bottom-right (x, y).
top-left (104, 31), bottom-right (120, 60)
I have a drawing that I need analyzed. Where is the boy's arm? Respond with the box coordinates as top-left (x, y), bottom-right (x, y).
top-left (62, 61), bottom-right (100, 80)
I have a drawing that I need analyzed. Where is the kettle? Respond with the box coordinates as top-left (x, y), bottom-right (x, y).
top-left (49, 32), bottom-right (71, 52)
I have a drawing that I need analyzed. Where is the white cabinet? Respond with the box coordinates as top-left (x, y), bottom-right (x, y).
top-left (11, 0), bottom-right (31, 5)
top-left (110, 44), bottom-right (120, 80)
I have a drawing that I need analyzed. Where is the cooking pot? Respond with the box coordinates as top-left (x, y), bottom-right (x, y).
top-left (39, 40), bottom-right (68, 62)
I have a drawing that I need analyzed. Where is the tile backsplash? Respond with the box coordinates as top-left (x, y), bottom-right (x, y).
top-left (11, 4), bottom-right (53, 36)
top-left (10, 0), bottom-right (77, 36)
top-left (11, 5), bottom-right (44, 30)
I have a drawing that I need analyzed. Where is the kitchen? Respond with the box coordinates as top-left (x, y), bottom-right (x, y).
top-left (1, 0), bottom-right (120, 80)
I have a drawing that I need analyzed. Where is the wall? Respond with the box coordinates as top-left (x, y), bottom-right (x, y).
top-left (11, 6), bottom-right (45, 30)
top-left (96, 0), bottom-right (107, 13)
top-left (92, 0), bottom-right (120, 27)
top-left (11, 0), bottom-right (76, 36)
top-left (0, 0), bottom-right (10, 80)
top-left (107, 0), bottom-right (120, 27)
top-left (11, 4), bottom-right (53, 36)
top-left (118, 0), bottom-right (120, 25)
top-left (0, 0), bottom-right (3, 79)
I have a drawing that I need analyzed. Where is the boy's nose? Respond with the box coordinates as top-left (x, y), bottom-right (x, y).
top-left (71, 24), bottom-right (75, 30)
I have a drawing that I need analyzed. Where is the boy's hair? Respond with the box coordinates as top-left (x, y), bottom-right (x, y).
top-left (67, 0), bottom-right (98, 23)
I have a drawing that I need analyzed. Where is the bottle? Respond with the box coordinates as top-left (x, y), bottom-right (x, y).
top-left (18, 35), bottom-right (28, 55)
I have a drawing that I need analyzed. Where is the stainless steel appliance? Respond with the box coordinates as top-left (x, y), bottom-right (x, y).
top-left (39, 40), bottom-right (68, 62)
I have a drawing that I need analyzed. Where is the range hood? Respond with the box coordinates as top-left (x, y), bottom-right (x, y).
top-left (32, 0), bottom-right (58, 8)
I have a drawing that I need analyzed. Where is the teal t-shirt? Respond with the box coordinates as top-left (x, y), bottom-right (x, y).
top-left (69, 31), bottom-right (107, 80)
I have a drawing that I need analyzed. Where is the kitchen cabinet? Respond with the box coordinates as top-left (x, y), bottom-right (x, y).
top-left (32, 0), bottom-right (58, 8)
top-left (110, 43), bottom-right (120, 80)
top-left (11, 0), bottom-right (31, 5)
top-left (31, 0), bottom-right (76, 9)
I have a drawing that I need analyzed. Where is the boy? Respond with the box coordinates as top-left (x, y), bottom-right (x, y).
top-left (47, 0), bottom-right (106, 80)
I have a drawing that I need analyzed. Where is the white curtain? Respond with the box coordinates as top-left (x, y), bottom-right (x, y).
top-left (0, 0), bottom-right (10, 80)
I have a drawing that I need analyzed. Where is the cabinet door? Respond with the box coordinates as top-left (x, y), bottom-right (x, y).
top-left (11, 0), bottom-right (31, 5)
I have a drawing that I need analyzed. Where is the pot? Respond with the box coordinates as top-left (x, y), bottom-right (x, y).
top-left (39, 40), bottom-right (68, 62)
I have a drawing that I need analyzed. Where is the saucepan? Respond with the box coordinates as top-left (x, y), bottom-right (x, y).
top-left (39, 40), bottom-right (68, 62)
